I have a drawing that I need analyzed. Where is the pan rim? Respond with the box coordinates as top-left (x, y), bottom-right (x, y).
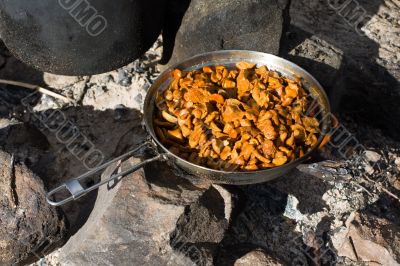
top-left (144, 50), bottom-right (331, 175)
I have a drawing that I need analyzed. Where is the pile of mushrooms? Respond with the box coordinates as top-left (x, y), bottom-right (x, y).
top-left (154, 62), bottom-right (320, 171)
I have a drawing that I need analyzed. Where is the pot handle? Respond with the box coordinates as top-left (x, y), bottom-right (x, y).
top-left (46, 140), bottom-right (164, 206)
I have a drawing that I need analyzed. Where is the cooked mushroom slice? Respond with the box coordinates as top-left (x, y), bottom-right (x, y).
top-left (268, 77), bottom-right (283, 89)
top-left (302, 116), bottom-right (320, 133)
top-left (237, 70), bottom-right (251, 98)
top-left (211, 71), bottom-right (222, 83)
top-left (222, 79), bottom-right (236, 89)
top-left (272, 152), bottom-right (287, 166)
top-left (162, 110), bottom-right (178, 123)
top-left (220, 146), bottom-right (231, 160)
top-left (291, 124), bottom-right (306, 141)
top-left (222, 99), bottom-right (244, 122)
top-left (173, 69), bottom-right (183, 79)
top-left (255, 65), bottom-right (268, 75)
top-left (181, 125), bottom-right (192, 137)
top-left (210, 121), bottom-right (222, 132)
top-left (240, 142), bottom-right (255, 161)
top-left (236, 61), bottom-right (256, 70)
top-left (203, 66), bottom-right (213, 73)
top-left (261, 162), bottom-right (275, 168)
top-left (257, 119), bottom-right (277, 140)
top-left (305, 133), bottom-right (318, 147)
top-left (253, 149), bottom-right (270, 163)
top-left (211, 138), bottom-right (222, 154)
top-left (285, 83), bottom-right (299, 98)
top-left (209, 94), bottom-right (225, 104)
top-left (262, 140), bottom-right (277, 157)
top-left (167, 128), bottom-right (185, 143)
top-left (244, 164), bottom-right (258, 170)
top-left (189, 124), bottom-right (204, 148)
top-left (278, 146), bottom-right (292, 157)
top-left (184, 88), bottom-right (210, 103)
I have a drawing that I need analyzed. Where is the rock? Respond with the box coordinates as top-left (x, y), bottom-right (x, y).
top-left (0, 151), bottom-right (66, 265)
top-left (332, 211), bottom-right (400, 264)
top-left (43, 73), bottom-right (81, 89)
top-left (364, 150), bottom-right (382, 163)
top-left (286, 0), bottom-right (400, 139)
top-left (234, 249), bottom-right (283, 266)
top-left (56, 157), bottom-right (210, 266)
top-left (170, 185), bottom-right (232, 265)
top-left (116, 69), bottom-right (131, 87)
top-left (166, 0), bottom-right (290, 66)
top-left (280, 26), bottom-right (345, 110)
top-left (82, 38), bottom-right (161, 111)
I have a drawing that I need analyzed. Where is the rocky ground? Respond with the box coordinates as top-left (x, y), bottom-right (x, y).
top-left (0, 0), bottom-right (399, 265)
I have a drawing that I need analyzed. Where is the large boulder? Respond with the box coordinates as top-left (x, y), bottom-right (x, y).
top-left (0, 151), bottom-right (66, 265)
top-left (56, 158), bottom-right (232, 266)
top-left (166, 0), bottom-right (291, 66)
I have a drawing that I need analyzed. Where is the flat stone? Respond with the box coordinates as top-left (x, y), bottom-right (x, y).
top-left (166, 0), bottom-right (290, 66)
top-left (0, 151), bottom-right (67, 265)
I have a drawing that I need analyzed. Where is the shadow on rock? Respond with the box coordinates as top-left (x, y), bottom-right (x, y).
top-left (170, 186), bottom-right (231, 266)
top-left (0, 104), bottom-right (145, 238)
top-left (280, 0), bottom-right (400, 141)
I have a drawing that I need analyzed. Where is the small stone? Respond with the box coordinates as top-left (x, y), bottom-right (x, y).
top-left (283, 194), bottom-right (303, 221)
top-left (364, 150), bottom-right (382, 163)
top-left (117, 69), bottom-right (131, 87)
top-left (134, 93), bottom-right (143, 105)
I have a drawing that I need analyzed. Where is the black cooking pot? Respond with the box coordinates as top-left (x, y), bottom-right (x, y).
top-left (0, 0), bottom-right (167, 75)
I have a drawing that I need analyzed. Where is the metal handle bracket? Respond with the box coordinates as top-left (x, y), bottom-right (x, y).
top-left (46, 140), bottom-right (163, 206)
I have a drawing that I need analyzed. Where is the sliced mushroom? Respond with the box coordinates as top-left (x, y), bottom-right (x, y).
top-left (162, 110), bottom-right (178, 123)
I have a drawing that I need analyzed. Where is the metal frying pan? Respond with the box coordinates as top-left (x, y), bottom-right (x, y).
top-left (46, 50), bottom-right (331, 206)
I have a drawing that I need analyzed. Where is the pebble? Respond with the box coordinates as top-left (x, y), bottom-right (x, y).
top-left (117, 70), bottom-right (132, 87)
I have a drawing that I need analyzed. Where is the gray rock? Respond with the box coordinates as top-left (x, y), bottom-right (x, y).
top-left (170, 185), bottom-right (232, 265)
top-left (234, 249), bottom-right (283, 266)
top-left (0, 151), bottom-right (66, 265)
top-left (332, 211), bottom-right (400, 264)
top-left (117, 69), bottom-right (131, 87)
top-left (285, 0), bottom-right (400, 139)
top-left (166, 0), bottom-right (290, 66)
top-left (56, 157), bottom-right (216, 266)
top-left (280, 26), bottom-right (345, 110)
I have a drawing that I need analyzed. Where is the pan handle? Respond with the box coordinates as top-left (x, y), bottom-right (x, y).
top-left (46, 140), bottom-right (165, 206)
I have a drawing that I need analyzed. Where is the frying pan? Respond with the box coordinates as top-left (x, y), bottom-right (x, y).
top-left (46, 50), bottom-right (331, 206)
